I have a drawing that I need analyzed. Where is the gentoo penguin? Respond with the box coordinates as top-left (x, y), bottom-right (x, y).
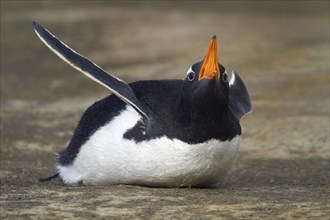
top-left (33, 21), bottom-right (252, 187)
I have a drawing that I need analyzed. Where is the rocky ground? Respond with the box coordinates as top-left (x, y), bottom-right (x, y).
top-left (1, 1), bottom-right (329, 219)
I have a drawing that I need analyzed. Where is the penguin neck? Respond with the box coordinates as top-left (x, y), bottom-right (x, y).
top-left (167, 97), bottom-right (237, 143)
top-left (175, 95), bottom-right (229, 126)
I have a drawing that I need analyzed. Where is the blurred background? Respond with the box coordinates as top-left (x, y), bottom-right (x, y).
top-left (1, 1), bottom-right (329, 219)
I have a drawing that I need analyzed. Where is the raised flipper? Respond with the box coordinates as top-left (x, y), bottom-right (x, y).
top-left (229, 70), bottom-right (252, 120)
top-left (32, 21), bottom-right (149, 119)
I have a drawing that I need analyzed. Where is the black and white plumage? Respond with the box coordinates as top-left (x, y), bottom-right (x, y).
top-left (34, 22), bottom-right (252, 187)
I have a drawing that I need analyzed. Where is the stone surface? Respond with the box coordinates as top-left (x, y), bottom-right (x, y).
top-left (1, 1), bottom-right (329, 219)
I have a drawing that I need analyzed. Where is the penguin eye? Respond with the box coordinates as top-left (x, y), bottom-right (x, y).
top-left (187, 72), bottom-right (195, 81)
top-left (222, 72), bottom-right (228, 82)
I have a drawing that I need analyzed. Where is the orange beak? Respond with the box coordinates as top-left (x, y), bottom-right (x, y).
top-left (198, 36), bottom-right (220, 80)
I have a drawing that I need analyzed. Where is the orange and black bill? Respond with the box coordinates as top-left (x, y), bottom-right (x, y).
top-left (198, 36), bottom-right (220, 80)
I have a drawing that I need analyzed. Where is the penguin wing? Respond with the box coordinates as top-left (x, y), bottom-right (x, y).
top-left (228, 70), bottom-right (252, 120)
top-left (33, 21), bottom-right (149, 119)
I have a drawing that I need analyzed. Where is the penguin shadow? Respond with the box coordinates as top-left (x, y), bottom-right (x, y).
top-left (219, 157), bottom-right (329, 189)
top-left (37, 157), bottom-right (328, 189)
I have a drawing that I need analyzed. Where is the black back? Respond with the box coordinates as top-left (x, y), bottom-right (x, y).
top-left (128, 79), bottom-right (241, 144)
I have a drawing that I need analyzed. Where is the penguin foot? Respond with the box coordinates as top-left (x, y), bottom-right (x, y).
top-left (39, 173), bottom-right (60, 182)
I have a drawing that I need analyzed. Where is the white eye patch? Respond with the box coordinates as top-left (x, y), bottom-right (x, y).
top-left (229, 70), bottom-right (236, 86)
top-left (186, 66), bottom-right (195, 75)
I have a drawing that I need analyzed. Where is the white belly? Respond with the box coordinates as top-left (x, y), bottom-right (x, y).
top-left (58, 106), bottom-right (241, 187)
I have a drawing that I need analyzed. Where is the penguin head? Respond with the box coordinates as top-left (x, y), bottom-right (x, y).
top-left (182, 36), bottom-right (229, 115)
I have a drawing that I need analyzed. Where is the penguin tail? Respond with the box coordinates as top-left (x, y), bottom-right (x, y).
top-left (39, 173), bottom-right (60, 182)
